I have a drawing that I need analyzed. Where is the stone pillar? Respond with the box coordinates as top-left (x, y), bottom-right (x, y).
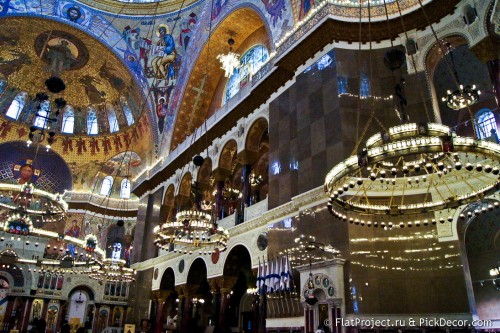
top-left (304, 307), bottom-right (314, 333)
top-left (212, 169), bottom-right (231, 220)
top-left (41, 298), bottom-right (50, 322)
top-left (174, 287), bottom-right (184, 333)
top-left (177, 285), bottom-right (198, 333)
top-left (55, 301), bottom-right (65, 333)
top-left (240, 164), bottom-right (252, 210)
top-left (153, 291), bottom-right (171, 333)
top-left (3, 296), bottom-right (16, 331)
top-left (487, 59), bottom-right (500, 107)
top-left (207, 279), bottom-right (220, 332)
top-left (21, 297), bottom-right (34, 332)
top-left (216, 277), bottom-right (237, 330)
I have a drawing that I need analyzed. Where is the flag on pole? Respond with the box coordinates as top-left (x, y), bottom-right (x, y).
top-left (283, 255), bottom-right (292, 291)
top-left (273, 257), bottom-right (280, 291)
top-left (279, 256), bottom-right (285, 291)
top-left (257, 257), bottom-right (262, 290)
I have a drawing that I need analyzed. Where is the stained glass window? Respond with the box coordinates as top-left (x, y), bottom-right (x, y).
top-left (61, 106), bottom-right (75, 134)
top-left (100, 176), bottom-right (114, 196)
top-left (475, 109), bottom-right (497, 139)
top-left (224, 45), bottom-right (269, 104)
top-left (120, 179), bottom-right (131, 199)
top-left (33, 100), bottom-right (51, 128)
top-left (338, 77), bottom-right (348, 95)
top-left (120, 97), bottom-right (135, 126)
top-left (5, 92), bottom-right (28, 120)
top-left (87, 107), bottom-right (98, 135)
top-left (107, 104), bottom-right (120, 133)
top-left (360, 73), bottom-right (371, 98)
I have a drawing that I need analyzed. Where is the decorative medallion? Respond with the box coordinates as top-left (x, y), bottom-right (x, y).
top-left (153, 268), bottom-right (159, 280)
top-left (257, 232), bottom-right (268, 251)
top-left (315, 275), bottom-right (321, 286)
top-left (322, 277), bottom-right (330, 288)
top-left (303, 289), bottom-right (310, 298)
top-left (178, 259), bottom-right (185, 273)
top-left (211, 247), bottom-right (220, 264)
top-left (328, 286), bottom-right (335, 297)
top-left (34, 30), bottom-right (90, 71)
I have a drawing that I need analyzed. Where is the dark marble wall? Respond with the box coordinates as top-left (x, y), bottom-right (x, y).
top-left (268, 47), bottom-right (433, 209)
top-left (131, 186), bottom-right (163, 263)
top-left (267, 46), bottom-right (473, 315)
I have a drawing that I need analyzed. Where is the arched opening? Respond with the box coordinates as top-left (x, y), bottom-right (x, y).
top-left (67, 286), bottom-right (96, 333)
top-left (426, 36), bottom-right (497, 133)
top-left (100, 176), bottom-right (114, 196)
top-left (120, 178), bottom-right (131, 199)
top-left (170, 6), bottom-right (271, 151)
top-left (5, 91), bottom-right (28, 120)
top-left (458, 201), bottom-right (500, 322)
top-left (475, 108), bottom-right (498, 140)
top-left (195, 158), bottom-right (213, 212)
top-left (106, 103), bottom-right (120, 133)
top-left (223, 44), bottom-right (269, 105)
top-left (216, 140), bottom-right (239, 219)
top-left (222, 245), bottom-right (254, 332)
top-left (61, 105), bottom-right (75, 134)
top-left (245, 118), bottom-right (269, 205)
top-left (157, 268), bottom-right (178, 333)
top-left (177, 172), bottom-right (192, 211)
top-left (86, 106), bottom-right (99, 135)
top-left (185, 258), bottom-right (212, 333)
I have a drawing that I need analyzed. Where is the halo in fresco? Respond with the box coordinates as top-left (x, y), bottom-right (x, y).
top-left (34, 30), bottom-right (90, 71)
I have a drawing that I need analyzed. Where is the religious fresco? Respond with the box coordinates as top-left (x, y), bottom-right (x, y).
top-left (0, 142), bottom-right (72, 193)
top-left (100, 151), bottom-right (143, 178)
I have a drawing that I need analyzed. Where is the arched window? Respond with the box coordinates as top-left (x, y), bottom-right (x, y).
top-left (5, 92), bottom-right (28, 120)
top-left (0, 79), bottom-right (7, 96)
top-left (107, 104), bottom-right (120, 133)
top-left (475, 109), bottom-right (498, 139)
top-left (223, 45), bottom-right (269, 104)
top-left (61, 106), bottom-right (75, 134)
top-left (87, 107), bottom-right (99, 135)
top-left (111, 242), bottom-right (122, 260)
top-left (360, 73), bottom-right (371, 98)
top-left (338, 77), bottom-right (348, 95)
top-left (33, 100), bottom-right (51, 128)
top-left (120, 179), bottom-right (131, 199)
top-left (120, 97), bottom-right (135, 126)
top-left (100, 176), bottom-right (114, 196)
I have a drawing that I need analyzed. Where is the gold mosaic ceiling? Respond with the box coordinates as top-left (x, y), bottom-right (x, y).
top-left (0, 17), bottom-right (139, 111)
top-left (76, 0), bottom-right (202, 15)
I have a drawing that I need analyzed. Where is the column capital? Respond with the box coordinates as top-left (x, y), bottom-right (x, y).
top-left (211, 168), bottom-right (231, 182)
top-left (207, 278), bottom-right (220, 293)
top-left (216, 276), bottom-right (238, 292)
top-left (236, 150), bottom-right (259, 165)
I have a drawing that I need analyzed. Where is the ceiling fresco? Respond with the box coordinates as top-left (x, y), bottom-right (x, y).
top-left (0, 0), bottom-right (442, 161)
top-left (0, 18), bottom-right (135, 110)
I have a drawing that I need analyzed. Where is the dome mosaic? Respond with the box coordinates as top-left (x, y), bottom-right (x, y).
top-left (0, 17), bottom-right (146, 138)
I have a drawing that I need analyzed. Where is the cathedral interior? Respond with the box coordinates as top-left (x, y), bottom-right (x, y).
top-left (0, 0), bottom-right (499, 333)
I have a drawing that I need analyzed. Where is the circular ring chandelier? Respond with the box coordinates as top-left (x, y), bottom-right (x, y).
top-left (325, 123), bottom-right (500, 227)
top-left (89, 258), bottom-right (135, 282)
top-left (442, 85), bottom-right (481, 110)
top-left (0, 182), bottom-right (67, 225)
top-left (154, 208), bottom-right (229, 254)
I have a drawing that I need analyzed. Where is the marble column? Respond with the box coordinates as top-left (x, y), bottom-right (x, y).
top-left (206, 279), bottom-right (219, 332)
top-left (3, 296), bottom-right (16, 332)
top-left (21, 297), bottom-right (33, 332)
top-left (55, 301), bottom-right (66, 333)
top-left (174, 287), bottom-right (184, 333)
top-left (217, 276), bottom-right (237, 331)
top-left (240, 164), bottom-right (252, 211)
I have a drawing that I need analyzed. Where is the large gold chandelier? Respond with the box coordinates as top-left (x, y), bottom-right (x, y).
top-left (89, 258), bottom-right (135, 282)
top-left (325, 123), bottom-right (500, 228)
top-left (154, 208), bottom-right (229, 255)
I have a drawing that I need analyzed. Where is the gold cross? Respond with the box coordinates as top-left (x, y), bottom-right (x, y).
top-left (191, 74), bottom-right (207, 111)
